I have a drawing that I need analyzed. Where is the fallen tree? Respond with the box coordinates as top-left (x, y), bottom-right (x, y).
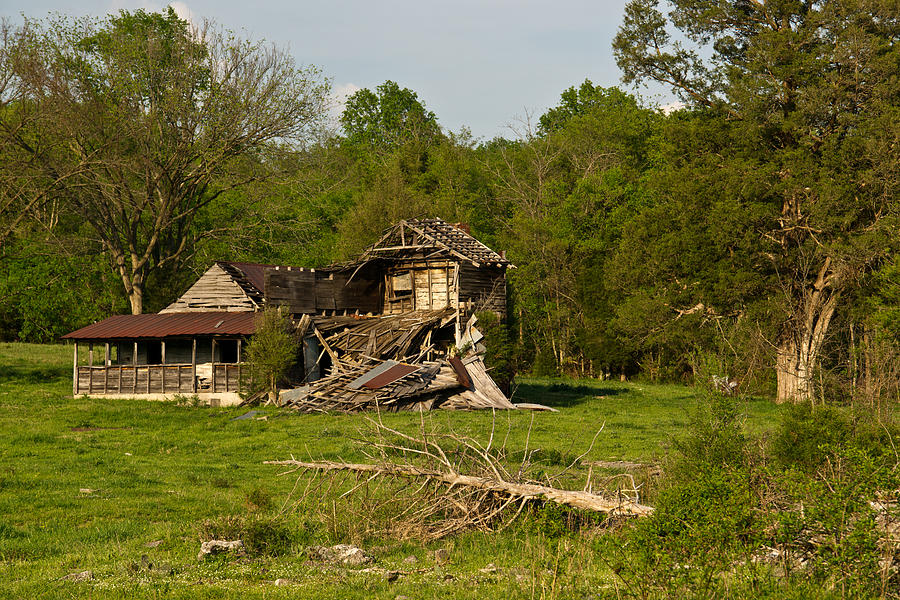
top-left (264, 458), bottom-right (653, 517)
top-left (266, 417), bottom-right (652, 540)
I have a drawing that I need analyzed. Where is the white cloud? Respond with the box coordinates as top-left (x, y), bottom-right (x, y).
top-left (327, 83), bottom-right (361, 127)
top-left (659, 101), bottom-right (686, 115)
top-left (168, 1), bottom-right (194, 24)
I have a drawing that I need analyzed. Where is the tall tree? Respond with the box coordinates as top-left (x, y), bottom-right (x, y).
top-left (0, 9), bottom-right (329, 314)
top-left (614, 0), bottom-right (900, 402)
top-left (340, 80), bottom-right (440, 152)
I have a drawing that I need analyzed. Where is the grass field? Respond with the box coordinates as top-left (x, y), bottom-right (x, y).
top-left (0, 342), bottom-right (783, 598)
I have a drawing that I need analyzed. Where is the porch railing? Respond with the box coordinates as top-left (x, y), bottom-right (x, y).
top-left (74, 363), bottom-right (245, 395)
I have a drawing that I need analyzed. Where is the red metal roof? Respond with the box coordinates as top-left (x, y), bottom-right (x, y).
top-left (62, 311), bottom-right (257, 341)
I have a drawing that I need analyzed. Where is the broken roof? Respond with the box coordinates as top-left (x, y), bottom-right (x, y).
top-left (363, 218), bottom-right (510, 267)
top-left (61, 311), bottom-right (257, 341)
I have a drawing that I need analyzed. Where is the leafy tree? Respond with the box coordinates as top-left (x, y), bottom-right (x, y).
top-left (243, 307), bottom-right (299, 403)
top-left (614, 0), bottom-right (900, 401)
top-left (488, 85), bottom-right (657, 375)
top-left (340, 80), bottom-right (440, 152)
top-left (0, 9), bottom-right (329, 314)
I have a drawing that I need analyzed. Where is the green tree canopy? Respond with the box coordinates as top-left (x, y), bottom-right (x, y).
top-left (340, 80), bottom-right (441, 151)
top-left (613, 0), bottom-right (900, 402)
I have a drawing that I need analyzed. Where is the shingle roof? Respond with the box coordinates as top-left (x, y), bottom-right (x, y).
top-left (366, 218), bottom-right (510, 267)
top-left (61, 311), bottom-right (257, 341)
top-left (217, 261), bottom-right (270, 295)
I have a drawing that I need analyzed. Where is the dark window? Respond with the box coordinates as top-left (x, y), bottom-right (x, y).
top-left (146, 342), bottom-right (162, 365)
top-left (219, 339), bottom-right (239, 363)
top-left (390, 272), bottom-right (413, 297)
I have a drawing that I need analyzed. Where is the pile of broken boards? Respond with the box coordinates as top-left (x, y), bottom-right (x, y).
top-left (280, 308), bottom-right (515, 413)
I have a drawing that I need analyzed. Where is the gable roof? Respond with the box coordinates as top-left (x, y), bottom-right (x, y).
top-left (363, 218), bottom-right (510, 267)
top-left (62, 311), bottom-right (257, 341)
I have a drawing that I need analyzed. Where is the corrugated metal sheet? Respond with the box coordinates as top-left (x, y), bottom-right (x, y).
top-left (348, 360), bottom-right (399, 390)
top-left (362, 363), bottom-right (420, 389)
top-left (62, 311), bottom-right (257, 340)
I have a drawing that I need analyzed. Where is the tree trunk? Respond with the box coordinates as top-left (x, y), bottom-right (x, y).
top-left (128, 283), bottom-right (143, 315)
top-left (775, 261), bottom-right (838, 403)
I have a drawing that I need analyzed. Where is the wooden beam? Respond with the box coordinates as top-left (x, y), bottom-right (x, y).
top-left (73, 342), bottom-right (78, 395)
top-left (211, 339), bottom-right (217, 392)
top-left (104, 343), bottom-right (110, 392)
top-left (133, 341), bottom-right (138, 394)
top-left (161, 341), bottom-right (166, 392)
top-left (313, 327), bottom-right (343, 372)
top-left (367, 244), bottom-right (433, 252)
top-left (191, 338), bottom-right (197, 393)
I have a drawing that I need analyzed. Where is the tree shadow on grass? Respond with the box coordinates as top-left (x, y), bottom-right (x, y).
top-left (0, 364), bottom-right (70, 384)
top-left (512, 380), bottom-right (625, 409)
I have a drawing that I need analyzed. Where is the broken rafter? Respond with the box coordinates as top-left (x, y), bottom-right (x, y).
top-left (265, 459), bottom-right (654, 517)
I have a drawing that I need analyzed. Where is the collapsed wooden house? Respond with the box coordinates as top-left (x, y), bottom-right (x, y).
top-left (62, 218), bottom-right (514, 409)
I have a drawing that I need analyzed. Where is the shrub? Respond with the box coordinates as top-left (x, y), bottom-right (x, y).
top-left (242, 307), bottom-right (299, 401)
top-left (199, 514), bottom-right (294, 557)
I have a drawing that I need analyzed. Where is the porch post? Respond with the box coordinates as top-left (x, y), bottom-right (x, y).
top-left (191, 337), bottom-right (197, 394)
top-left (161, 340), bottom-right (166, 393)
top-left (73, 341), bottom-right (78, 395)
top-left (132, 341), bottom-right (138, 394)
top-left (104, 343), bottom-right (110, 392)
top-left (211, 338), bottom-right (217, 392)
top-left (88, 343), bottom-right (94, 393)
top-left (237, 338), bottom-right (243, 393)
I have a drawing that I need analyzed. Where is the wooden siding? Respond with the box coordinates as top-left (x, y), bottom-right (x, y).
top-left (384, 266), bottom-right (458, 315)
top-left (458, 264), bottom-right (507, 318)
top-left (265, 268), bottom-right (383, 315)
top-left (161, 264), bottom-right (257, 313)
top-left (75, 364), bottom-right (245, 395)
top-left (265, 268), bottom-right (316, 313)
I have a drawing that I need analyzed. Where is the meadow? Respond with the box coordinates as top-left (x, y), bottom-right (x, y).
top-left (0, 343), bottom-right (782, 599)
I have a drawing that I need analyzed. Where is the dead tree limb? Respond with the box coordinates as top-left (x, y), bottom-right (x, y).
top-left (264, 459), bottom-right (654, 517)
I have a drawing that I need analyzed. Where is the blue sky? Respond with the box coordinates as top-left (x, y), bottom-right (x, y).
top-left (2, 0), bottom-right (676, 139)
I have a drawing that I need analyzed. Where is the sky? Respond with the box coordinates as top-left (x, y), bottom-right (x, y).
top-left (1, 0), bottom-right (677, 140)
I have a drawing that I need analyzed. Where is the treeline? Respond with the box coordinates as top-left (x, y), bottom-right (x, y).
top-left (2, 3), bottom-right (899, 405)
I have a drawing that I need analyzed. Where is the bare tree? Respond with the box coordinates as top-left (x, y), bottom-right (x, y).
top-left (0, 9), bottom-right (329, 313)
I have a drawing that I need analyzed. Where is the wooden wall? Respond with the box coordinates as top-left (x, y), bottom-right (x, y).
top-left (384, 264), bottom-right (458, 315)
top-left (265, 267), bottom-right (383, 315)
top-left (458, 264), bottom-right (507, 318)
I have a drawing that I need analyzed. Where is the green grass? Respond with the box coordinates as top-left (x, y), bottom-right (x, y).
top-left (0, 342), bottom-right (783, 598)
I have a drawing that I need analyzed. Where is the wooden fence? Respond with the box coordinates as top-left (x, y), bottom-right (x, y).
top-left (75, 364), bottom-right (244, 395)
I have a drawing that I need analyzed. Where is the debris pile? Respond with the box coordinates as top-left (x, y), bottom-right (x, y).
top-left (281, 310), bottom-right (514, 413)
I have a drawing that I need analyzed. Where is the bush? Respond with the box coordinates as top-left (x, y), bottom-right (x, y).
top-left (242, 307), bottom-right (299, 400)
top-left (771, 402), bottom-right (852, 472)
top-left (199, 514), bottom-right (294, 557)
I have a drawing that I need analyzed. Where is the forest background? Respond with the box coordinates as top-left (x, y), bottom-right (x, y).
top-left (2, 2), bottom-right (899, 406)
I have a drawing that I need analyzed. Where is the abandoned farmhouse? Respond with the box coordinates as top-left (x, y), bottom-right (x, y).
top-left (62, 218), bottom-right (514, 409)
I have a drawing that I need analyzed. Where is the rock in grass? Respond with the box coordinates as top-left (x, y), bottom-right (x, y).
top-left (61, 570), bottom-right (93, 582)
top-left (307, 544), bottom-right (372, 566)
top-left (197, 539), bottom-right (245, 560)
